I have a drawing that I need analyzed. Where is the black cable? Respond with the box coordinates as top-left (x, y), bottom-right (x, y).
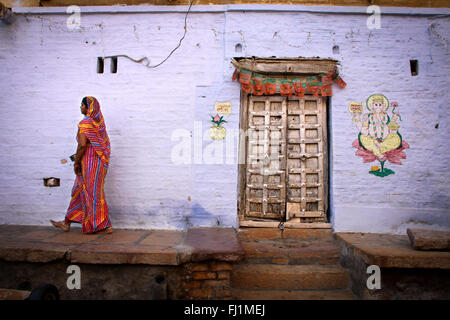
top-left (149, 0), bottom-right (195, 68)
top-left (104, 0), bottom-right (195, 69)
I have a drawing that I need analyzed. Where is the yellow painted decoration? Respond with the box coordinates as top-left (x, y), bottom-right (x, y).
top-left (349, 101), bottom-right (363, 113)
top-left (209, 125), bottom-right (226, 140)
top-left (215, 102), bottom-right (231, 116)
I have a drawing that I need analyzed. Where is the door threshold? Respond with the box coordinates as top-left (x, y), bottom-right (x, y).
top-left (239, 220), bottom-right (332, 229)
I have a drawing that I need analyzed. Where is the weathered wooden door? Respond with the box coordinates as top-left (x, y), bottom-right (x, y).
top-left (245, 96), bottom-right (287, 221)
top-left (285, 96), bottom-right (328, 223)
top-left (242, 95), bottom-right (328, 226)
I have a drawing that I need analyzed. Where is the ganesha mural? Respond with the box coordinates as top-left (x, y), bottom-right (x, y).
top-left (350, 94), bottom-right (409, 177)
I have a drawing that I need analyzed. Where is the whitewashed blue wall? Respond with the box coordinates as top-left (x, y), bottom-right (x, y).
top-left (0, 5), bottom-right (449, 233)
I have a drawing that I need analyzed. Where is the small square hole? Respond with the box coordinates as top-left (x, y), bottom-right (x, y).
top-left (44, 177), bottom-right (60, 187)
top-left (410, 60), bottom-right (418, 76)
top-left (97, 57), bottom-right (104, 73)
top-left (111, 57), bottom-right (118, 73)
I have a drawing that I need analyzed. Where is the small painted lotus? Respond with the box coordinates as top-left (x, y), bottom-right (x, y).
top-left (210, 114), bottom-right (227, 140)
top-left (211, 114), bottom-right (227, 127)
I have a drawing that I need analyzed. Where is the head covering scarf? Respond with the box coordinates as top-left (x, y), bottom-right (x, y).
top-left (78, 96), bottom-right (111, 168)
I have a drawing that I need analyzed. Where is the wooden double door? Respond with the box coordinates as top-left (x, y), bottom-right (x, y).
top-left (241, 94), bottom-right (328, 226)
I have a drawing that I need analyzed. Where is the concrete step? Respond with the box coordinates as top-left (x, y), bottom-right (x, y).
top-left (232, 264), bottom-right (349, 290)
top-left (240, 239), bottom-right (341, 265)
top-left (233, 288), bottom-right (356, 300)
top-left (238, 228), bottom-right (333, 241)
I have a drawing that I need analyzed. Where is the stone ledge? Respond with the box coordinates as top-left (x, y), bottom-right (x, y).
top-left (335, 232), bottom-right (450, 269)
top-left (407, 228), bottom-right (450, 251)
top-left (176, 227), bottom-right (245, 264)
top-left (70, 244), bottom-right (179, 265)
top-left (0, 225), bottom-right (244, 266)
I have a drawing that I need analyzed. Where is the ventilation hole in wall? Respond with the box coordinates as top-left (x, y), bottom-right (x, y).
top-left (155, 275), bottom-right (165, 284)
top-left (332, 45), bottom-right (340, 54)
top-left (43, 177), bottom-right (60, 187)
top-left (410, 60), bottom-right (418, 76)
top-left (111, 56), bottom-right (118, 73)
top-left (235, 43), bottom-right (242, 53)
top-left (97, 57), bottom-right (104, 73)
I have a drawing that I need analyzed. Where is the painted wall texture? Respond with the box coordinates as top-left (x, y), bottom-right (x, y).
top-left (0, 5), bottom-right (449, 233)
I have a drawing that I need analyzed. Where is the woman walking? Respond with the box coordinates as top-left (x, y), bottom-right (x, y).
top-left (51, 96), bottom-right (113, 234)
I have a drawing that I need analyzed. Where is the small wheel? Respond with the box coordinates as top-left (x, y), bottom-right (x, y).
top-left (26, 284), bottom-right (59, 300)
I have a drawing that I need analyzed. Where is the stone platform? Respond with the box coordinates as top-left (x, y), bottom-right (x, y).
top-left (0, 225), bottom-right (244, 265)
top-left (0, 224), bottom-right (244, 300)
top-left (336, 232), bottom-right (450, 269)
top-left (335, 232), bottom-right (450, 300)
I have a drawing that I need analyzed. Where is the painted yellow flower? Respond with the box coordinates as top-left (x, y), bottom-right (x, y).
top-left (371, 166), bottom-right (380, 172)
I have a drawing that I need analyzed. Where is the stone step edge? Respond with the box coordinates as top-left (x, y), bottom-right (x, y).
top-left (232, 288), bottom-right (356, 300)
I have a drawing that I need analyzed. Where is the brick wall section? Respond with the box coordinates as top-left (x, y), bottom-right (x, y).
top-left (179, 261), bottom-right (233, 300)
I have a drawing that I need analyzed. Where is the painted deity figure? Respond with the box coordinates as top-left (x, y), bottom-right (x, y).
top-left (356, 94), bottom-right (401, 157)
top-left (351, 94), bottom-right (409, 177)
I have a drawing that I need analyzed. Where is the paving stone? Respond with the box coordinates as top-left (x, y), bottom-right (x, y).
top-left (178, 227), bottom-right (245, 263)
top-left (140, 230), bottom-right (184, 247)
top-left (237, 228), bottom-right (284, 241)
top-left (0, 241), bottom-right (71, 263)
top-left (240, 241), bottom-right (289, 260)
top-left (336, 232), bottom-right (450, 269)
top-left (0, 225), bottom-right (37, 240)
top-left (288, 241), bottom-right (340, 264)
top-left (70, 243), bottom-right (178, 265)
top-left (15, 229), bottom-right (61, 241)
top-left (407, 228), bottom-right (450, 251)
top-left (41, 231), bottom-right (102, 244)
top-left (238, 228), bottom-right (333, 241)
top-left (283, 228), bottom-right (333, 240)
top-left (93, 229), bottom-right (150, 245)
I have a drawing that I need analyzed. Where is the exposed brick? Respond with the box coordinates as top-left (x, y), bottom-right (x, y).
top-left (203, 279), bottom-right (229, 288)
top-left (188, 288), bottom-right (214, 300)
top-left (217, 271), bottom-right (230, 280)
top-left (215, 288), bottom-right (232, 298)
top-left (182, 281), bottom-right (202, 289)
top-left (193, 271), bottom-right (217, 280)
top-left (211, 262), bottom-right (233, 271)
top-left (191, 263), bottom-right (210, 272)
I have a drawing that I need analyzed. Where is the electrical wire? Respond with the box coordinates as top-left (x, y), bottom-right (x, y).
top-left (104, 0), bottom-right (195, 69)
top-left (149, 0), bottom-right (195, 68)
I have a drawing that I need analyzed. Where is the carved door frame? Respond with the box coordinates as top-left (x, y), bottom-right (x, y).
top-left (235, 57), bottom-right (335, 229)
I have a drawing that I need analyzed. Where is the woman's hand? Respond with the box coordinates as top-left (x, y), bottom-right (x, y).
top-left (74, 162), bottom-right (82, 176)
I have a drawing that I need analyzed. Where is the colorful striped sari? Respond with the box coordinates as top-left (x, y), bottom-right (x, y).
top-left (65, 96), bottom-right (112, 234)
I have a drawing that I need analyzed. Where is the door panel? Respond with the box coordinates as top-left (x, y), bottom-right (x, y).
top-left (244, 95), bottom-right (327, 224)
top-left (285, 96), bottom-right (327, 223)
top-left (245, 96), bottom-right (286, 221)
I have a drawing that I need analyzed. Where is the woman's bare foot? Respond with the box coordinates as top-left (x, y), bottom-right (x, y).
top-left (50, 220), bottom-right (70, 232)
top-left (95, 227), bottom-right (113, 234)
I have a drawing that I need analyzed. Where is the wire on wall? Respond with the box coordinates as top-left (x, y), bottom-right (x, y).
top-left (105, 0), bottom-right (196, 69)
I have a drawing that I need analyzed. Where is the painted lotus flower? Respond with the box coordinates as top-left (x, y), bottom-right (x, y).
top-left (211, 114), bottom-right (227, 127)
top-left (352, 139), bottom-right (410, 177)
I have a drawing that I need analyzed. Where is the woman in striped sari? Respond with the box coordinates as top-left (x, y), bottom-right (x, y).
top-left (51, 96), bottom-right (113, 234)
